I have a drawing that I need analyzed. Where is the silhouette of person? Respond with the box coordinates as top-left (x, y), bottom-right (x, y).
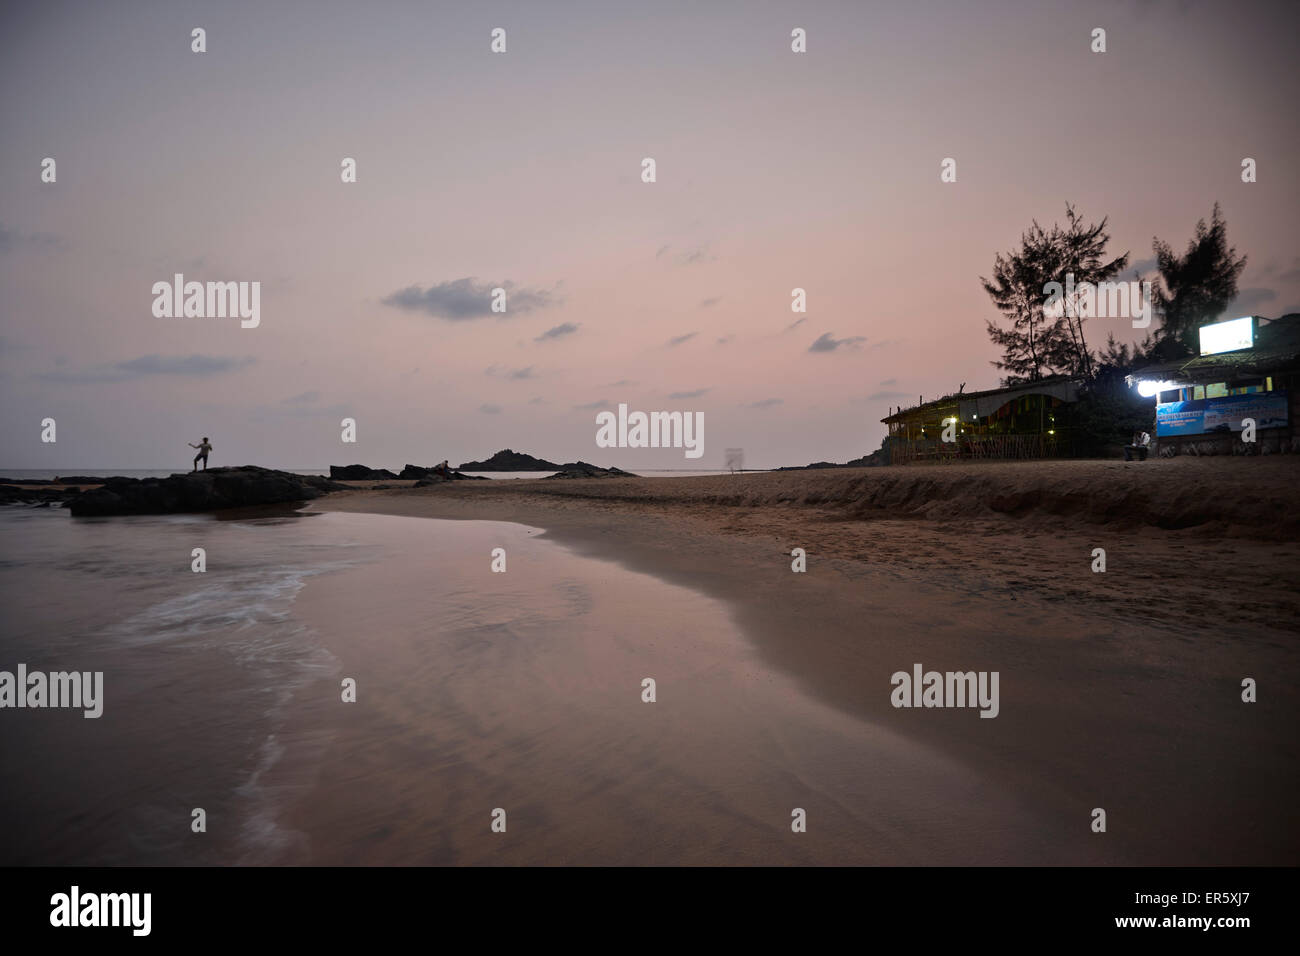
top-left (189, 437), bottom-right (213, 471)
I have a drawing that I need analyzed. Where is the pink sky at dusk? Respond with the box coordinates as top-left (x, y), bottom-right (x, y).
top-left (2, 0), bottom-right (1297, 470)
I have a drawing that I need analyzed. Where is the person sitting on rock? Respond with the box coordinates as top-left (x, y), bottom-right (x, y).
top-left (432, 459), bottom-right (451, 477)
top-left (189, 437), bottom-right (213, 471)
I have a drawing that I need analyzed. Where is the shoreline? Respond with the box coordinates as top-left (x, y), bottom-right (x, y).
top-left (295, 460), bottom-right (1300, 863)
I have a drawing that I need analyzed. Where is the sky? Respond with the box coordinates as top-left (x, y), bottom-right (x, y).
top-left (2, 0), bottom-right (1297, 471)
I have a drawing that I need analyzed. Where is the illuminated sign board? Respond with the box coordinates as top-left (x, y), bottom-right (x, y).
top-left (1156, 391), bottom-right (1288, 436)
top-left (1198, 316), bottom-right (1253, 356)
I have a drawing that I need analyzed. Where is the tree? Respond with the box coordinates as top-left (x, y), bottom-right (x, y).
top-left (983, 205), bottom-right (1128, 384)
top-left (1051, 204), bottom-right (1129, 380)
top-left (982, 220), bottom-right (1067, 384)
top-left (1151, 203), bottom-right (1248, 355)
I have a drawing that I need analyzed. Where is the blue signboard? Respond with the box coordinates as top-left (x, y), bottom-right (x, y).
top-left (1156, 391), bottom-right (1289, 437)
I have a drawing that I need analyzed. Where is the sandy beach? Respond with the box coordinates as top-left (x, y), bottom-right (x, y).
top-left (280, 458), bottom-right (1300, 865)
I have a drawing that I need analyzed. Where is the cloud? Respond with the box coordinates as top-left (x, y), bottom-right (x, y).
top-left (528, 396), bottom-right (546, 405)
top-left (281, 390), bottom-right (319, 404)
top-left (879, 378), bottom-right (897, 386)
top-left (750, 398), bottom-right (783, 409)
top-left (668, 388), bottom-right (709, 399)
top-left (574, 399), bottom-right (610, 410)
top-left (700, 297), bottom-right (721, 308)
top-left (602, 378), bottom-right (634, 387)
top-left (117, 354), bottom-right (255, 375)
top-left (535, 322), bottom-right (579, 342)
top-left (1127, 255), bottom-right (1159, 276)
top-left (382, 277), bottom-right (557, 320)
top-left (868, 339), bottom-right (900, 350)
top-left (716, 335), bottom-right (733, 345)
top-left (1274, 257), bottom-right (1300, 283)
top-left (486, 365), bottom-right (536, 380)
top-left (37, 354), bottom-right (255, 384)
top-left (784, 317), bottom-right (807, 332)
top-left (808, 332), bottom-right (866, 353)
top-left (0, 222), bottom-right (62, 255)
top-left (479, 403), bottom-right (502, 414)
top-left (668, 332), bottom-right (698, 347)
top-left (868, 390), bottom-right (909, 401)
top-left (658, 243), bottom-right (716, 266)
top-left (678, 244), bottom-right (715, 265)
top-left (1227, 287), bottom-right (1278, 316)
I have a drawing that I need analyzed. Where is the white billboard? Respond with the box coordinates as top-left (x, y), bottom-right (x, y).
top-left (1199, 316), bottom-right (1253, 356)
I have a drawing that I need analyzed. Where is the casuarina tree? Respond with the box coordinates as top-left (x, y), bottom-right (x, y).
top-left (1151, 203), bottom-right (1248, 356)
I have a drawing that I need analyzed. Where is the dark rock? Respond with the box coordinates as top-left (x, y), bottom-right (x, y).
top-left (544, 461), bottom-right (638, 479)
top-left (67, 466), bottom-right (348, 517)
top-left (457, 449), bottom-right (561, 471)
top-left (776, 453), bottom-right (878, 471)
top-left (52, 475), bottom-right (110, 484)
top-left (0, 484), bottom-right (81, 505)
top-left (329, 464), bottom-right (399, 480)
top-left (399, 464), bottom-right (433, 479)
top-left (414, 471), bottom-right (488, 486)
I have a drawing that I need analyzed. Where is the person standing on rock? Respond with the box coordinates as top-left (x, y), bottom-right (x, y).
top-left (189, 436), bottom-right (213, 471)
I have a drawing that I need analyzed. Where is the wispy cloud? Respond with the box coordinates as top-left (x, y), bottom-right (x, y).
top-left (700, 297), bottom-right (721, 308)
top-left (0, 221), bottom-right (62, 255)
top-left (281, 390), bottom-right (320, 404)
top-left (808, 332), bottom-right (866, 353)
top-left (868, 390), bottom-right (909, 401)
top-left (480, 403), bottom-right (502, 414)
top-left (1228, 287), bottom-right (1277, 315)
top-left (382, 277), bottom-right (558, 320)
top-left (574, 399), bottom-right (610, 410)
top-left (486, 365), bottom-right (537, 380)
top-left (1273, 256), bottom-right (1300, 283)
top-left (784, 317), bottom-right (807, 332)
top-left (658, 242), bottom-right (716, 266)
top-left (38, 353), bottom-right (255, 383)
top-left (668, 332), bottom-right (698, 347)
top-left (535, 322), bottom-right (579, 342)
top-left (750, 397), bottom-right (783, 409)
top-left (668, 388), bottom-right (709, 399)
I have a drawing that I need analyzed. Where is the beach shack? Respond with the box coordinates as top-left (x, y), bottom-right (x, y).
top-left (1127, 313), bottom-right (1300, 456)
top-left (881, 377), bottom-right (1081, 464)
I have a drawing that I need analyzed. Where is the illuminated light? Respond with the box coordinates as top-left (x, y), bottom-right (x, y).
top-left (1137, 379), bottom-right (1180, 398)
top-left (1199, 316), bottom-right (1253, 356)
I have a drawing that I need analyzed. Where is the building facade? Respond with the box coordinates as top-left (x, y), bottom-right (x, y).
top-left (1128, 314), bottom-right (1299, 456)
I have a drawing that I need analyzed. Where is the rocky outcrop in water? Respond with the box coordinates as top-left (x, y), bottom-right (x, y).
top-left (457, 449), bottom-right (561, 471)
top-left (413, 471), bottom-right (488, 486)
top-left (0, 484), bottom-right (81, 506)
top-left (544, 461), bottom-right (638, 479)
top-left (66, 467), bottom-right (347, 516)
top-left (329, 464), bottom-right (399, 480)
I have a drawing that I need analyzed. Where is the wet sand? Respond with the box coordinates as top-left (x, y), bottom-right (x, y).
top-left (289, 460), bottom-right (1300, 864)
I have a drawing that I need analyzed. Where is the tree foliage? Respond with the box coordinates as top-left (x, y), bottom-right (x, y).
top-left (1151, 202), bottom-right (1248, 355)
